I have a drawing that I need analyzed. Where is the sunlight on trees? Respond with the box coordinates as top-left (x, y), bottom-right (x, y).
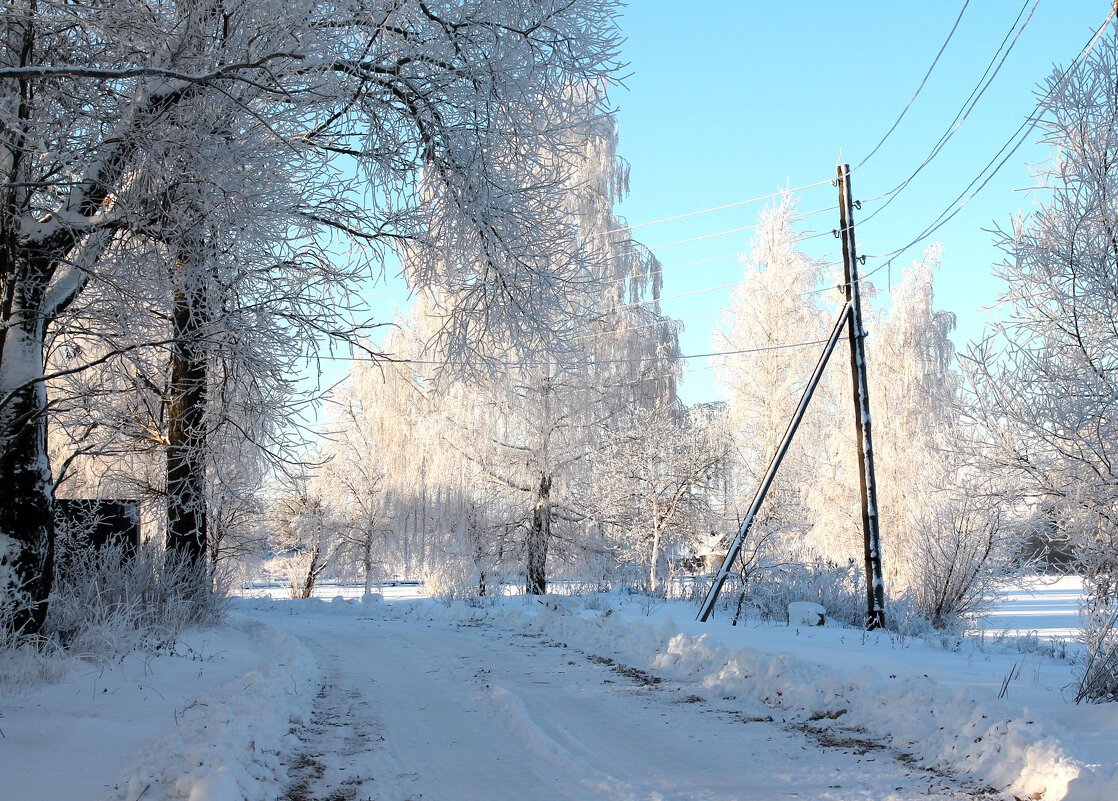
top-left (5, 2), bottom-right (1118, 706)
top-left (0, 0), bottom-right (625, 633)
top-left (965, 25), bottom-right (1118, 700)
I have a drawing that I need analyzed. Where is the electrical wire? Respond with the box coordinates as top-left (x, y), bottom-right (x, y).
top-left (858, 0), bottom-right (1040, 225)
top-left (853, 0), bottom-right (972, 172)
top-left (356, 254), bottom-right (746, 305)
top-left (316, 336), bottom-right (835, 369)
top-left (356, 205), bottom-right (841, 308)
top-left (638, 204), bottom-right (837, 252)
top-left (617, 279), bottom-right (741, 308)
top-left (862, 5), bottom-right (1117, 288)
top-left (601, 177), bottom-right (835, 237)
top-left (609, 253), bottom-right (846, 312)
top-left (568, 308), bottom-right (720, 343)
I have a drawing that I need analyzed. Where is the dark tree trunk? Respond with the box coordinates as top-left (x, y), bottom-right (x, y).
top-left (0, 251), bottom-right (55, 635)
top-left (0, 333), bottom-right (54, 635)
top-left (525, 472), bottom-right (551, 595)
top-left (165, 248), bottom-right (209, 564)
top-left (299, 545), bottom-right (322, 599)
top-left (0, 5), bottom-right (197, 634)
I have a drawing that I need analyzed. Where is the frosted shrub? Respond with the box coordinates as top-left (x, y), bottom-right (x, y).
top-left (884, 592), bottom-right (940, 640)
top-left (565, 551), bottom-right (617, 595)
top-left (718, 556), bottom-right (944, 637)
top-left (420, 551), bottom-right (490, 604)
top-left (1076, 605), bottom-right (1118, 703)
top-left (0, 629), bottom-right (70, 695)
top-left (633, 589), bottom-right (664, 617)
top-left (0, 588), bottom-right (74, 694)
top-left (46, 541), bottom-right (226, 658)
top-left (724, 560), bottom-right (864, 627)
top-left (903, 494), bottom-right (1010, 629)
top-left (270, 549), bottom-right (327, 599)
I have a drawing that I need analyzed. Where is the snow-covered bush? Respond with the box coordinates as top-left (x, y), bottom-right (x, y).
top-left (721, 559), bottom-right (864, 627)
top-left (419, 548), bottom-right (493, 604)
top-left (1076, 609), bottom-right (1118, 703)
top-left (0, 625), bottom-right (70, 696)
top-left (46, 541), bottom-right (225, 658)
top-left (905, 492), bottom-right (1013, 629)
top-left (564, 550), bottom-right (619, 595)
top-left (268, 471), bottom-right (344, 599)
top-left (713, 554), bottom-right (950, 638)
top-left (267, 550), bottom-right (327, 600)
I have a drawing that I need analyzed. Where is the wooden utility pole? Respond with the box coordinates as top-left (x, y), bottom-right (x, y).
top-left (694, 165), bottom-right (888, 630)
top-left (837, 163), bottom-right (886, 630)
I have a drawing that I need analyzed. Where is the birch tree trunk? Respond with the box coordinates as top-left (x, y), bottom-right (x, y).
top-left (0, 297), bottom-right (54, 634)
top-left (299, 545), bottom-right (323, 599)
top-left (649, 511), bottom-right (663, 594)
top-left (363, 538), bottom-right (376, 596)
top-left (525, 472), bottom-right (552, 595)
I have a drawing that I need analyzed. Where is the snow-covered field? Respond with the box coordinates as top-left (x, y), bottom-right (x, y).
top-left (981, 576), bottom-right (1084, 641)
top-left (2, 577), bottom-right (1115, 801)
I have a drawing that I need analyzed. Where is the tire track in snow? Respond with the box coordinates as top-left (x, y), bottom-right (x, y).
top-left (280, 658), bottom-right (386, 801)
top-left (262, 611), bottom-right (1010, 801)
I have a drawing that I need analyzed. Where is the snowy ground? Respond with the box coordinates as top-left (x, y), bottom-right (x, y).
top-left (2, 577), bottom-right (1115, 801)
top-left (980, 575), bottom-right (1084, 641)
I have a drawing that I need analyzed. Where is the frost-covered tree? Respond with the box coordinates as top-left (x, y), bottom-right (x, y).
top-left (596, 402), bottom-right (730, 592)
top-left (715, 200), bottom-right (999, 627)
top-left (713, 197), bottom-right (851, 555)
top-left (269, 470), bottom-right (344, 600)
top-left (872, 248), bottom-right (1008, 625)
top-left (393, 104), bottom-right (675, 595)
top-left (319, 330), bottom-right (437, 594)
top-left (316, 313), bottom-right (509, 596)
top-left (0, 0), bottom-right (624, 633)
top-left (964, 26), bottom-right (1118, 697)
top-left (871, 249), bottom-right (959, 589)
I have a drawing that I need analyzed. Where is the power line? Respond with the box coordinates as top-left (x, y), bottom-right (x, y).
top-left (357, 254), bottom-right (744, 306)
top-left (579, 205), bottom-right (840, 302)
top-left (863, 6), bottom-right (1117, 285)
top-left (620, 279), bottom-right (741, 308)
top-left (318, 336), bottom-right (835, 369)
top-left (639, 204), bottom-right (837, 252)
top-left (569, 308), bottom-right (719, 343)
top-left (602, 178), bottom-right (835, 237)
top-left (356, 205), bottom-right (841, 307)
top-left (858, 0), bottom-right (1040, 224)
top-left (610, 253), bottom-right (845, 312)
top-left (854, 0), bottom-right (972, 171)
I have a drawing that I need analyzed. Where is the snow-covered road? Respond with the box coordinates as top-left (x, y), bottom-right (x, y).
top-left (259, 610), bottom-right (982, 801)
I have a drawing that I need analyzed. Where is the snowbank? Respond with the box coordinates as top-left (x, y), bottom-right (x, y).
top-left (104, 615), bottom-right (319, 801)
top-left (0, 614), bottom-right (319, 801)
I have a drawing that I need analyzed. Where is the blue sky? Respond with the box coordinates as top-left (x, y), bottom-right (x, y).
top-left (612, 1), bottom-right (1110, 404)
top-left (348, 2), bottom-right (1112, 407)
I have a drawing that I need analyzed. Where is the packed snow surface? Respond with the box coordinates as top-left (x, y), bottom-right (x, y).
top-left (2, 576), bottom-right (1115, 800)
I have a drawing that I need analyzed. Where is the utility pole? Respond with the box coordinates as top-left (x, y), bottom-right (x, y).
top-left (837, 163), bottom-right (886, 630)
top-left (693, 165), bottom-right (888, 630)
